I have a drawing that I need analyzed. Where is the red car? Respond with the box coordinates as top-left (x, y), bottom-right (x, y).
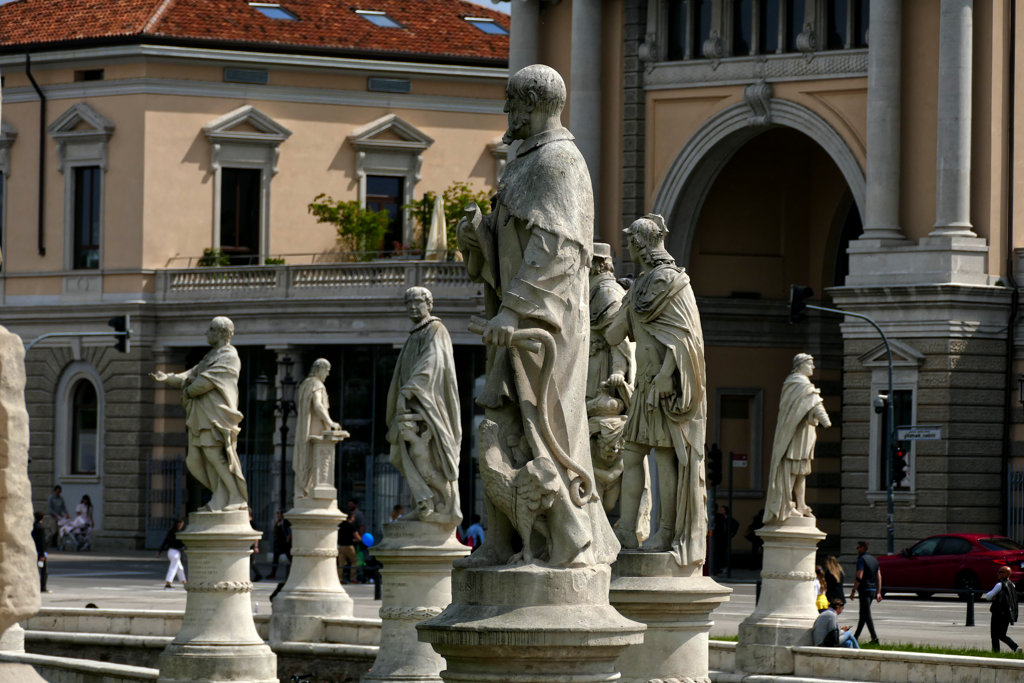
top-left (876, 534), bottom-right (1024, 598)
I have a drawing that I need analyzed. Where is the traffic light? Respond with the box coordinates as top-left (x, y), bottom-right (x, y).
top-left (108, 315), bottom-right (131, 353)
top-left (707, 443), bottom-right (723, 488)
top-left (892, 446), bottom-right (909, 487)
top-left (789, 285), bottom-right (814, 323)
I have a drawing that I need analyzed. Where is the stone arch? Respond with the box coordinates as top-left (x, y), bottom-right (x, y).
top-left (651, 99), bottom-right (865, 266)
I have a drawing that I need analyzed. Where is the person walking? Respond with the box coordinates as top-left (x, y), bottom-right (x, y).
top-left (849, 540), bottom-right (881, 644)
top-left (337, 513), bottom-right (359, 584)
top-left (32, 512), bottom-right (48, 593)
top-left (464, 514), bottom-right (484, 551)
top-left (157, 519), bottom-right (187, 589)
top-left (268, 509), bottom-right (291, 580)
top-left (983, 565), bottom-right (1019, 653)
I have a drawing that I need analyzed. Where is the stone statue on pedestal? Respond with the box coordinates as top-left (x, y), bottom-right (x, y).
top-left (606, 214), bottom-right (707, 566)
top-left (385, 286), bottom-right (461, 524)
top-left (294, 358), bottom-right (342, 500)
top-left (456, 64), bottom-right (616, 568)
top-left (150, 316), bottom-right (247, 512)
top-left (762, 353), bottom-right (831, 525)
top-left (587, 243), bottom-right (649, 540)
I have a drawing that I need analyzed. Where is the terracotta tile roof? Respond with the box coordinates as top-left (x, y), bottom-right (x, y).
top-left (0, 0), bottom-right (509, 64)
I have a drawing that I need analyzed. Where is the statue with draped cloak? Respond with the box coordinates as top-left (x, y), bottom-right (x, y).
top-left (294, 358), bottom-right (342, 499)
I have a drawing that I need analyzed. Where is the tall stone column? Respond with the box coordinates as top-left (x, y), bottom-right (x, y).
top-left (270, 429), bottom-right (353, 645)
top-left (510, 0), bottom-right (541, 74)
top-left (569, 0), bottom-right (602, 232)
top-left (932, 0), bottom-right (975, 236)
top-left (860, 0), bottom-right (904, 241)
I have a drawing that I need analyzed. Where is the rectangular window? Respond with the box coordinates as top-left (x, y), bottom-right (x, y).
top-left (220, 168), bottom-right (262, 265)
top-left (366, 175), bottom-right (404, 253)
top-left (826, 0), bottom-right (849, 49)
top-left (878, 388), bottom-right (913, 491)
top-left (0, 172), bottom-right (5, 271)
top-left (73, 166), bottom-right (101, 270)
top-left (71, 380), bottom-right (98, 475)
top-left (693, 0), bottom-right (713, 55)
top-left (666, 0), bottom-right (688, 60)
top-left (786, 0), bottom-right (805, 52)
top-left (733, 0), bottom-right (754, 56)
top-left (760, 0), bottom-right (782, 53)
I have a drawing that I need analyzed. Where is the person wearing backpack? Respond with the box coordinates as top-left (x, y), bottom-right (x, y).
top-left (983, 565), bottom-right (1020, 652)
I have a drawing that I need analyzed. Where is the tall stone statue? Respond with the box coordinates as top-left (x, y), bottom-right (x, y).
top-left (457, 64), bottom-right (617, 568)
top-left (294, 358), bottom-right (342, 499)
top-left (385, 286), bottom-right (461, 524)
top-left (586, 243), bottom-right (640, 519)
top-left (606, 214), bottom-right (707, 566)
top-left (763, 353), bottom-right (831, 525)
top-left (151, 316), bottom-right (247, 512)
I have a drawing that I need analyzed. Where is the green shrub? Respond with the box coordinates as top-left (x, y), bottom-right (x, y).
top-left (197, 248), bottom-right (230, 267)
top-left (405, 181), bottom-right (491, 254)
top-left (308, 194), bottom-right (390, 259)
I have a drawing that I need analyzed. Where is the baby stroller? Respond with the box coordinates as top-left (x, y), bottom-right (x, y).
top-left (58, 519), bottom-right (91, 551)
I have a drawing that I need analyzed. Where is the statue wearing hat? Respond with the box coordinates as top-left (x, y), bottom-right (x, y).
top-left (606, 214), bottom-right (708, 567)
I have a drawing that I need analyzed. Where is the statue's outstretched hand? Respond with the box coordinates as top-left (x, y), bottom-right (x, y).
top-left (481, 308), bottom-right (519, 348)
top-left (150, 371), bottom-right (168, 382)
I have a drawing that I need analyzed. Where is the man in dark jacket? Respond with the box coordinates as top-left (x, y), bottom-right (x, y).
top-left (31, 512), bottom-right (47, 592)
top-left (850, 540), bottom-right (882, 644)
top-left (983, 565), bottom-right (1019, 652)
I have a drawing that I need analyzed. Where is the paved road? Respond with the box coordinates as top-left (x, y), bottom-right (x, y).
top-left (38, 552), bottom-right (1010, 650)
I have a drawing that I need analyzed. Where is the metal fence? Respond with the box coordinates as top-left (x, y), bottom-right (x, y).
top-left (1008, 467), bottom-right (1024, 542)
top-left (244, 450), bottom-right (275, 542)
top-left (365, 454), bottom-right (402, 540)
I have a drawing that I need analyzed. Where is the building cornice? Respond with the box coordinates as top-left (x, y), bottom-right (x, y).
top-left (0, 44), bottom-right (508, 81)
top-left (645, 49), bottom-right (867, 90)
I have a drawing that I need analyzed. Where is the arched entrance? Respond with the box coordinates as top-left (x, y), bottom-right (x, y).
top-left (652, 102), bottom-right (863, 565)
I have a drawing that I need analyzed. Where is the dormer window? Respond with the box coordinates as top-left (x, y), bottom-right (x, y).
top-left (355, 9), bottom-right (402, 28)
top-left (465, 16), bottom-right (507, 35)
top-left (249, 3), bottom-right (298, 20)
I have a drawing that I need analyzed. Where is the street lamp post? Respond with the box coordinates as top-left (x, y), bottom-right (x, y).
top-left (255, 357), bottom-right (298, 514)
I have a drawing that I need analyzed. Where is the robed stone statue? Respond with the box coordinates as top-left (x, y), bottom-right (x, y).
top-left (385, 286), bottom-right (462, 524)
top-left (294, 358), bottom-right (342, 499)
top-left (606, 214), bottom-right (707, 566)
top-left (151, 316), bottom-right (248, 512)
top-left (763, 353), bottom-right (831, 525)
top-left (457, 64), bottom-right (617, 568)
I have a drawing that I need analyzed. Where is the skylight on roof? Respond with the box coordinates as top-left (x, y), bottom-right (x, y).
top-left (355, 9), bottom-right (402, 28)
top-left (465, 17), bottom-right (508, 35)
top-left (249, 3), bottom-right (298, 20)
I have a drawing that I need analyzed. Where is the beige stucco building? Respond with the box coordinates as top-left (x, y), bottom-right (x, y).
top-left (0, 0), bottom-right (508, 547)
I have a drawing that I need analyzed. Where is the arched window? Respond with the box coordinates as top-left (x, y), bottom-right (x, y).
top-left (70, 380), bottom-right (98, 475)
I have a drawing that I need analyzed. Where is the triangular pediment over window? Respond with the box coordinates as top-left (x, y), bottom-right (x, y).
top-left (203, 105), bottom-right (292, 145)
top-left (348, 114), bottom-right (434, 152)
top-left (48, 103), bottom-right (115, 172)
top-left (858, 340), bottom-right (925, 368)
top-left (0, 121), bottom-right (17, 176)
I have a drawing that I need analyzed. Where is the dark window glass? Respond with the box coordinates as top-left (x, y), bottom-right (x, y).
top-left (71, 380), bottom-right (98, 475)
top-left (910, 537), bottom-right (941, 557)
top-left (667, 0), bottom-right (688, 60)
top-left (366, 175), bottom-right (404, 252)
top-left (853, 0), bottom-right (869, 47)
top-left (694, 0), bottom-right (712, 53)
top-left (220, 168), bottom-right (261, 265)
top-left (826, 0), bottom-right (848, 49)
top-left (980, 537), bottom-right (1024, 551)
top-left (760, 0), bottom-right (782, 53)
top-left (936, 537), bottom-right (973, 556)
top-left (720, 396), bottom-right (750, 419)
top-left (73, 166), bottom-right (101, 270)
top-left (786, 0), bottom-right (805, 52)
top-left (733, 0), bottom-right (754, 55)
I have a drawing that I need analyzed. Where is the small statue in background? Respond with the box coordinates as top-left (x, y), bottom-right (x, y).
top-left (385, 286), bottom-right (462, 524)
top-left (763, 353), bottom-right (831, 525)
top-left (294, 358), bottom-right (342, 499)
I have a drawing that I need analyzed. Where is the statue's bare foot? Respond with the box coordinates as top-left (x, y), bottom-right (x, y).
top-left (224, 502), bottom-right (247, 511)
top-left (614, 525), bottom-right (639, 549)
top-left (797, 505), bottom-right (813, 516)
top-left (644, 526), bottom-right (674, 551)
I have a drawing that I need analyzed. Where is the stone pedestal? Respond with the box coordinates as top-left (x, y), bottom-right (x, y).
top-left (363, 520), bottom-right (469, 683)
top-left (610, 551), bottom-right (731, 683)
top-left (157, 509), bottom-right (277, 683)
top-left (270, 430), bottom-right (352, 645)
top-left (735, 516), bottom-right (825, 675)
top-left (418, 564), bottom-right (645, 682)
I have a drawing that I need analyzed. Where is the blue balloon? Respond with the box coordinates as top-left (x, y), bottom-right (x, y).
top-left (362, 532), bottom-right (375, 548)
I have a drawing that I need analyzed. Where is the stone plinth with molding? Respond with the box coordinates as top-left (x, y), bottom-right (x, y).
top-left (610, 551), bottom-right (731, 683)
top-left (270, 429), bottom-right (353, 646)
top-left (735, 516), bottom-right (824, 675)
top-left (157, 509), bottom-right (276, 683)
top-left (363, 520), bottom-right (469, 683)
top-left (417, 563), bottom-right (645, 683)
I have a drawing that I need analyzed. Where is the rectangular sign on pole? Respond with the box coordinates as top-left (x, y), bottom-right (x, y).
top-left (896, 426), bottom-right (942, 441)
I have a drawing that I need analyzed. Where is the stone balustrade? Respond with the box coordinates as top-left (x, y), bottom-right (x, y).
top-left (156, 261), bottom-right (478, 302)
